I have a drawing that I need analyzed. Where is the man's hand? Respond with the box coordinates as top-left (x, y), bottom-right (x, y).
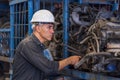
top-left (68, 56), bottom-right (81, 65)
top-left (59, 56), bottom-right (81, 70)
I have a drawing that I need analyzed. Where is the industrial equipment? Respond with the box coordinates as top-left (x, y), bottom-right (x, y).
top-left (9, 0), bottom-right (120, 80)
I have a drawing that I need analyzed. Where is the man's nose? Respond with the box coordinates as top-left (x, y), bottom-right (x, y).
top-left (50, 28), bottom-right (54, 33)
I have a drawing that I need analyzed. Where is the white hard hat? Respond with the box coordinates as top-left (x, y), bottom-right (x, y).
top-left (31, 9), bottom-right (55, 23)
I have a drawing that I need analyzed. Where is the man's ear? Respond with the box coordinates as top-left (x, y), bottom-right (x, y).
top-left (36, 26), bottom-right (41, 32)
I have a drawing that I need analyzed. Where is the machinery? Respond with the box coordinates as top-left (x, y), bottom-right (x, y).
top-left (51, 2), bottom-right (120, 78)
top-left (8, 0), bottom-right (120, 80)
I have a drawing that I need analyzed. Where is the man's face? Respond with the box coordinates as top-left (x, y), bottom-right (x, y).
top-left (38, 24), bottom-right (54, 42)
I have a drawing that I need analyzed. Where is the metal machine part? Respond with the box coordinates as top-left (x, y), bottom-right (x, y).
top-left (101, 22), bottom-right (120, 52)
top-left (47, 2), bottom-right (120, 77)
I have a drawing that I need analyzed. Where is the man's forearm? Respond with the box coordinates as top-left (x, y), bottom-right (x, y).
top-left (58, 58), bottom-right (71, 70)
top-left (58, 56), bottom-right (80, 70)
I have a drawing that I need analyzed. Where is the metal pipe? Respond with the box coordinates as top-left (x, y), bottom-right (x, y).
top-left (23, 2), bottom-right (26, 37)
top-left (63, 0), bottom-right (69, 58)
top-left (15, 4), bottom-right (17, 48)
top-left (18, 4), bottom-right (21, 42)
top-left (28, 0), bottom-right (33, 35)
top-left (10, 4), bottom-right (14, 80)
top-left (34, 0), bottom-right (40, 12)
top-left (78, 0), bottom-right (83, 4)
top-left (9, 0), bottom-right (27, 5)
top-left (112, 0), bottom-right (119, 11)
top-left (74, 52), bottom-right (111, 69)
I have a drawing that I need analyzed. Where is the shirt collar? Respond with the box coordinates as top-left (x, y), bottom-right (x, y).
top-left (31, 33), bottom-right (44, 46)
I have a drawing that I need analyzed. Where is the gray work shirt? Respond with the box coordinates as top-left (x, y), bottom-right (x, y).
top-left (13, 33), bottom-right (59, 80)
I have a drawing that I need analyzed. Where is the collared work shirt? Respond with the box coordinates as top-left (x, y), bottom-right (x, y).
top-left (13, 34), bottom-right (59, 80)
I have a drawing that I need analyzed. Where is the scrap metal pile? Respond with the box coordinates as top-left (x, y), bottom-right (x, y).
top-left (0, 13), bottom-right (10, 57)
top-left (47, 3), bottom-right (120, 77)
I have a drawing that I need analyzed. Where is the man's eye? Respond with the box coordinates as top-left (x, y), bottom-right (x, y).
top-left (48, 26), bottom-right (53, 29)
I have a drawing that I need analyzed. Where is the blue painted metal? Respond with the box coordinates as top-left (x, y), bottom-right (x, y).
top-left (15, 3), bottom-right (17, 48)
top-left (0, 3), bottom-right (9, 17)
top-left (43, 49), bottom-right (53, 61)
top-left (85, 2), bottom-right (112, 5)
top-left (112, 2), bottom-right (119, 11)
top-left (0, 3), bottom-right (9, 9)
top-left (9, 0), bottom-right (27, 5)
top-left (63, 0), bottom-right (69, 58)
top-left (0, 29), bottom-right (10, 32)
top-left (34, 0), bottom-right (40, 12)
top-left (9, 1), bottom-right (29, 79)
top-left (71, 70), bottom-right (120, 80)
top-left (10, 4), bottom-right (14, 80)
top-left (78, 0), bottom-right (83, 4)
top-left (23, 2), bottom-right (27, 37)
top-left (43, 0), bottom-right (45, 9)
top-left (82, 0), bottom-right (112, 5)
top-left (28, 0), bottom-right (33, 35)
top-left (18, 4), bottom-right (21, 42)
top-left (8, 0), bottom-right (120, 80)
top-left (50, 0), bottom-right (54, 11)
top-left (10, 5), bottom-right (14, 62)
top-left (21, 3), bottom-right (24, 38)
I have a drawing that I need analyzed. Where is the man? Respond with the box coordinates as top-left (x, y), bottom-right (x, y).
top-left (13, 9), bottom-right (80, 80)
